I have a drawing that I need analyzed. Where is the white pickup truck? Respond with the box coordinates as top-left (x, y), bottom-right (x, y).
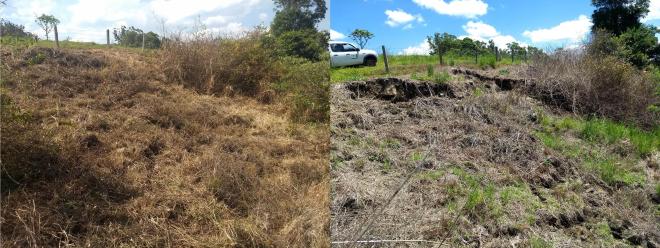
top-left (329, 41), bottom-right (378, 67)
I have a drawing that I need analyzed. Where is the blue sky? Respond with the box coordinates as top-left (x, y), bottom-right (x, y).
top-left (330, 0), bottom-right (660, 54)
top-left (0, 0), bottom-right (329, 43)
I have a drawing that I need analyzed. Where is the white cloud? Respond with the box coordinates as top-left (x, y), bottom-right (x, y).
top-left (204, 15), bottom-right (228, 26)
top-left (149, 0), bottom-right (260, 24)
top-left (412, 0), bottom-right (487, 18)
top-left (258, 13), bottom-right (269, 21)
top-left (523, 15), bottom-right (592, 43)
top-left (400, 40), bottom-right (431, 55)
top-left (330, 29), bottom-right (346, 40)
top-left (461, 21), bottom-right (522, 48)
top-left (385, 9), bottom-right (424, 28)
top-left (66, 0), bottom-right (146, 25)
top-left (0, 0), bottom-right (277, 43)
top-left (644, 0), bottom-right (660, 22)
top-left (208, 22), bottom-right (245, 35)
top-left (463, 21), bottom-right (498, 38)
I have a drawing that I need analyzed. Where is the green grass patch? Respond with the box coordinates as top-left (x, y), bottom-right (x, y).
top-left (1, 36), bottom-right (154, 52)
top-left (535, 114), bottom-right (651, 187)
top-left (420, 169), bottom-right (445, 181)
top-left (331, 53), bottom-right (526, 82)
top-left (538, 114), bottom-right (659, 157)
top-left (529, 236), bottom-right (553, 248)
top-left (593, 221), bottom-right (615, 243)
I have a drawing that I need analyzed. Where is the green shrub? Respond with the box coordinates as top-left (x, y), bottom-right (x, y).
top-left (276, 56), bottom-right (330, 123)
top-left (268, 29), bottom-right (327, 62)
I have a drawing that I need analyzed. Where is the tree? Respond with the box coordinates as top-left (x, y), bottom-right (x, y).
top-left (0, 19), bottom-right (36, 38)
top-left (271, 0), bottom-right (326, 36)
top-left (427, 32), bottom-right (457, 65)
top-left (526, 46), bottom-right (546, 60)
top-left (270, 0), bottom-right (328, 61)
top-left (113, 25), bottom-right (161, 49)
top-left (507, 42), bottom-right (522, 62)
top-left (592, 0), bottom-right (650, 35)
top-left (35, 14), bottom-right (59, 40)
top-left (614, 25), bottom-right (659, 68)
top-left (487, 40), bottom-right (496, 54)
top-left (349, 29), bottom-right (374, 49)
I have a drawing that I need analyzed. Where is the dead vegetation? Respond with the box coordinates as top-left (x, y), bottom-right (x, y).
top-left (527, 49), bottom-right (659, 127)
top-left (330, 74), bottom-right (658, 247)
top-left (1, 43), bottom-right (328, 246)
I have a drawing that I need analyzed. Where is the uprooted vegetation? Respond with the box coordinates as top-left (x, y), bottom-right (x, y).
top-left (330, 68), bottom-right (658, 246)
top-left (1, 35), bottom-right (328, 246)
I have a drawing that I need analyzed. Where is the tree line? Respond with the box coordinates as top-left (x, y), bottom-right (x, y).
top-left (427, 33), bottom-right (544, 64)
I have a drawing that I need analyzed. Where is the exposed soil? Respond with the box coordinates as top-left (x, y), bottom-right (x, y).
top-left (330, 69), bottom-right (659, 247)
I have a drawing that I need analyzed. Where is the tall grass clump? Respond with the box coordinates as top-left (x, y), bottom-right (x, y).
top-left (161, 29), bottom-right (280, 97)
top-left (528, 48), bottom-right (658, 127)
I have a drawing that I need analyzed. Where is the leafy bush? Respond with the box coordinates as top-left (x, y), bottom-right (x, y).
top-left (275, 56), bottom-right (330, 123)
top-left (265, 29), bottom-right (328, 61)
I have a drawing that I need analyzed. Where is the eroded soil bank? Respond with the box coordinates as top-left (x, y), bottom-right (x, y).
top-left (330, 70), bottom-right (659, 247)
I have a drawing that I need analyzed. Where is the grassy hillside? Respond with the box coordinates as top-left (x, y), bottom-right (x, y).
top-left (0, 40), bottom-right (329, 246)
top-left (331, 53), bottom-right (524, 82)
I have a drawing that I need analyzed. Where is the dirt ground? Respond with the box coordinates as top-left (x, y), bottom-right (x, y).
top-left (330, 69), bottom-right (659, 247)
top-left (1, 47), bottom-right (329, 247)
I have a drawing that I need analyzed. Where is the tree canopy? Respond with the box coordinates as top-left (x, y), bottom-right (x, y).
top-left (592, 0), bottom-right (650, 35)
top-left (1, 19), bottom-right (36, 38)
top-left (271, 0), bottom-right (326, 36)
top-left (112, 26), bottom-right (161, 49)
top-left (590, 0), bottom-right (659, 68)
top-left (269, 0), bottom-right (328, 61)
top-left (35, 14), bottom-right (59, 40)
top-left (349, 29), bottom-right (374, 49)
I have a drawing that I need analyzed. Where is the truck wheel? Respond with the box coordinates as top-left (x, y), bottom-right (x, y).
top-left (364, 57), bottom-right (377, 67)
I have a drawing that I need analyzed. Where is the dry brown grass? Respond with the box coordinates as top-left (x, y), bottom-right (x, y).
top-left (160, 30), bottom-right (280, 99)
top-left (527, 49), bottom-right (658, 127)
top-left (1, 44), bottom-right (329, 247)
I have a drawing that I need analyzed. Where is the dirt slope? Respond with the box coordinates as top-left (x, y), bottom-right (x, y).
top-left (330, 72), bottom-right (659, 247)
top-left (1, 47), bottom-right (329, 247)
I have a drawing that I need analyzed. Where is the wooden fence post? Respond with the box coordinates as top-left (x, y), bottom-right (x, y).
top-left (495, 48), bottom-right (499, 62)
top-left (511, 49), bottom-right (514, 63)
top-left (142, 32), bottom-right (145, 52)
top-left (382, 45), bottom-right (389, 74)
top-left (107, 29), bottom-right (110, 46)
top-left (54, 24), bottom-right (59, 49)
top-left (474, 50), bottom-right (478, 64)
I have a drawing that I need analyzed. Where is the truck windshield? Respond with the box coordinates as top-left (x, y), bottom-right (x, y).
top-left (330, 43), bottom-right (359, 52)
